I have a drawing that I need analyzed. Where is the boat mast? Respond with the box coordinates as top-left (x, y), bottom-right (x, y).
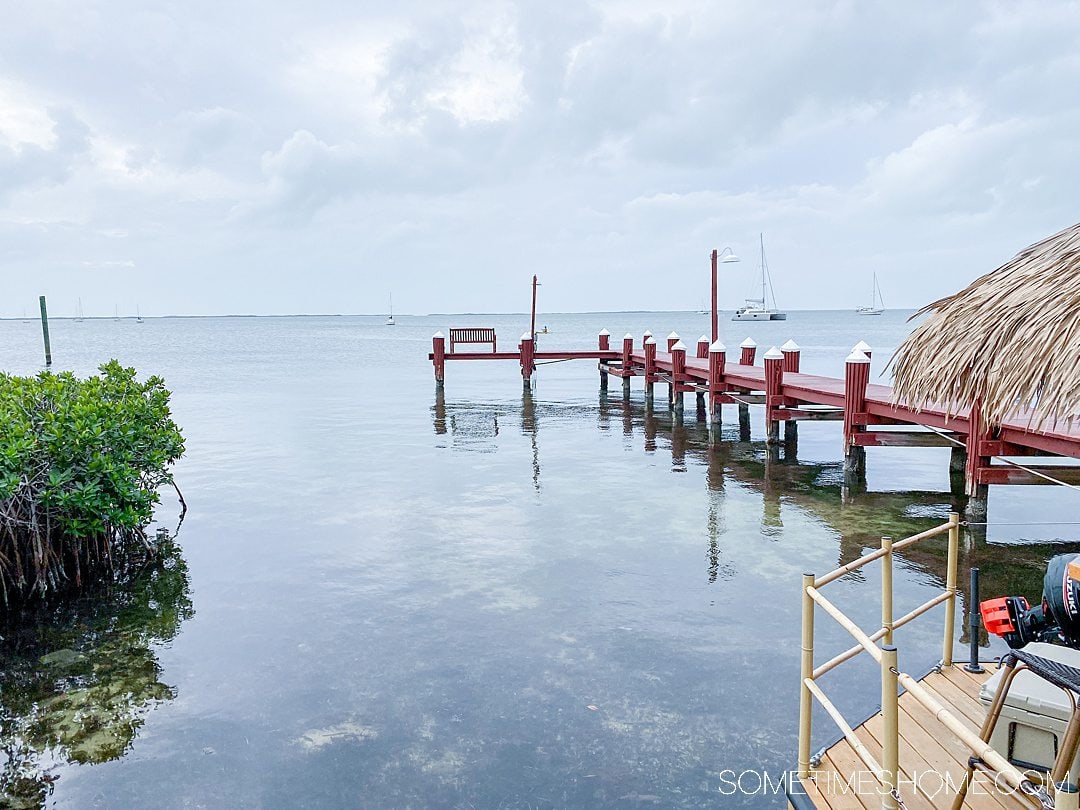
top-left (760, 234), bottom-right (766, 309)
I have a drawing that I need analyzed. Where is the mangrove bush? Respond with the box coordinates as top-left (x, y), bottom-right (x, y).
top-left (0, 361), bottom-right (185, 605)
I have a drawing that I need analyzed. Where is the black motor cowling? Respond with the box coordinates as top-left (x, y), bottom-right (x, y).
top-left (981, 553), bottom-right (1080, 649)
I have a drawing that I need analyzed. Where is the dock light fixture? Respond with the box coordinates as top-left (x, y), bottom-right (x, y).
top-left (711, 246), bottom-right (741, 344)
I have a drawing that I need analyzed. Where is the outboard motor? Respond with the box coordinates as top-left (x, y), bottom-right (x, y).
top-left (981, 553), bottom-right (1080, 649)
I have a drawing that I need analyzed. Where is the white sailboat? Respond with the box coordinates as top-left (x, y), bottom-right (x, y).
top-left (385, 294), bottom-right (395, 326)
top-left (733, 234), bottom-right (786, 321)
top-left (75, 298), bottom-right (84, 322)
top-left (856, 273), bottom-right (885, 315)
top-left (136, 304), bottom-right (144, 323)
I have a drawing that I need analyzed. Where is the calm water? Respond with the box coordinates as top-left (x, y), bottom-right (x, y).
top-left (1, 311), bottom-right (1078, 808)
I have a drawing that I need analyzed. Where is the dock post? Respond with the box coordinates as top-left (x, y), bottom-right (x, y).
top-left (432, 332), bottom-right (446, 390)
top-left (708, 340), bottom-right (725, 441)
top-left (621, 333), bottom-right (633, 399)
top-left (671, 340), bottom-right (687, 415)
top-left (781, 340), bottom-right (800, 447)
top-left (666, 331), bottom-right (679, 352)
top-left (598, 329), bottom-right (610, 391)
top-left (881, 535), bottom-right (894, 646)
top-left (853, 339), bottom-right (872, 362)
top-left (644, 336), bottom-right (657, 406)
top-left (664, 332), bottom-right (679, 409)
top-left (881, 645), bottom-right (900, 810)
top-left (943, 512), bottom-right (960, 667)
top-left (39, 295), bottom-right (52, 366)
top-left (798, 572), bottom-right (815, 779)
top-left (964, 567), bottom-right (985, 674)
top-left (949, 445), bottom-right (967, 496)
top-left (843, 348), bottom-right (870, 482)
top-left (763, 346), bottom-right (783, 445)
top-left (738, 337), bottom-right (756, 366)
top-left (964, 399), bottom-right (990, 521)
top-left (695, 335), bottom-right (709, 411)
top-left (519, 332), bottom-right (535, 390)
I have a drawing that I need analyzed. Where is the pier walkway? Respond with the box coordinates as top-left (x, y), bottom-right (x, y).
top-left (429, 329), bottom-right (1080, 515)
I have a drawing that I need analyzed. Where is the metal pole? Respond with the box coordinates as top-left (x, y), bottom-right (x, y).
top-left (798, 572), bottom-right (815, 779)
top-left (881, 536), bottom-right (893, 646)
top-left (964, 567), bottom-right (985, 673)
top-left (530, 275), bottom-right (538, 343)
top-left (881, 645), bottom-right (900, 810)
top-left (39, 295), bottom-right (52, 366)
top-left (710, 249), bottom-right (718, 344)
top-left (943, 512), bottom-right (959, 667)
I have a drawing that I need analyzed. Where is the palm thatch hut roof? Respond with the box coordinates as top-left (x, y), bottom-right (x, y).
top-left (891, 223), bottom-right (1080, 430)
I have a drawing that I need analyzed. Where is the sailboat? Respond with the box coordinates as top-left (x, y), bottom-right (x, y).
top-left (385, 294), bottom-right (395, 326)
top-left (114, 305), bottom-right (120, 322)
top-left (75, 298), bottom-right (84, 322)
top-left (136, 305), bottom-right (144, 323)
top-left (856, 273), bottom-right (885, 315)
top-left (733, 234), bottom-right (786, 321)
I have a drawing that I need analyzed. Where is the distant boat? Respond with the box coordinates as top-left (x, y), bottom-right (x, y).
top-left (75, 298), bottom-right (84, 322)
top-left (385, 294), bottom-right (395, 326)
top-left (136, 305), bottom-right (144, 323)
top-left (733, 234), bottom-right (786, 321)
top-left (538, 325), bottom-right (550, 334)
top-left (856, 273), bottom-right (885, 315)
top-left (114, 305), bottom-right (120, 322)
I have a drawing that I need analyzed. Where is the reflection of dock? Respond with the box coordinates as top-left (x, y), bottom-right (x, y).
top-left (430, 329), bottom-right (1080, 520)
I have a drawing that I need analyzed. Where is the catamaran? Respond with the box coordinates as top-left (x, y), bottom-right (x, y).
top-left (733, 234), bottom-right (786, 321)
top-left (856, 273), bottom-right (885, 315)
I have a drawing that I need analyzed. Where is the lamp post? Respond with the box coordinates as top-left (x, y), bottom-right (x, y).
top-left (711, 247), bottom-right (740, 343)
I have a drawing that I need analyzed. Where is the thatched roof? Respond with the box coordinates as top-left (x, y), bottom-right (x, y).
top-left (890, 222), bottom-right (1080, 430)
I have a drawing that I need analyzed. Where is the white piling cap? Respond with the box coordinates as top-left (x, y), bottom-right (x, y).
top-left (623, 332), bottom-right (634, 340)
top-left (781, 339), bottom-right (800, 352)
top-left (846, 349), bottom-right (870, 363)
top-left (643, 329), bottom-right (653, 337)
top-left (709, 340), bottom-right (726, 353)
top-left (763, 346), bottom-right (784, 360)
top-left (433, 331), bottom-right (445, 338)
top-left (740, 337), bottom-right (757, 348)
top-left (644, 336), bottom-right (656, 344)
top-left (697, 334), bottom-right (710, 344)
top-left (672, 340), bottom-right (687, 351)
top-left (521, 332), bottom-right (532, 341)
top-left (853, 340), bottom-right (871, 353)
top-left (599, 328), bottom-right (610, 336)
top-left (667, 331), bottom-right (680, 339)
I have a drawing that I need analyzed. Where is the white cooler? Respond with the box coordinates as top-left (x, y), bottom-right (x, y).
top-left (978, 642), bottom-right (1080, 774)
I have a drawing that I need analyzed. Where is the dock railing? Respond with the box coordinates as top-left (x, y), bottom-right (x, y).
top-left (797, 512), bottom-right (1047, 809)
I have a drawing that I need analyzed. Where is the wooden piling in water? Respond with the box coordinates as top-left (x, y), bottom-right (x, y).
top-left (781, 340), bottom-right (800, 447)
top-left (739, 337), bottom-right (756, 366)
top-left (621, 333), bottom-right (633, 398)
top-left (39, 296), bottom-right (52, 366)
top-left (964, 398), bottom-right (991, 519)
top-left (520, 333), bottom-right (534, 390)
top-left (432, 332), bottom-right (446, 390)
top-left (843, 348), bottom-right (870, 481)
top-left (644, 336), bottom-right (657, 404)
top-left (764, 346), bottom-right (784, 444)
top-left (598, 330), bottom-right (610, 390)
top-left (671, 340), bottom-right (687, 414)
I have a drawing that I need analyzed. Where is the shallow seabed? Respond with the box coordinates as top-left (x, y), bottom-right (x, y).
top-left (1, 311), bottom-right (1077, 808)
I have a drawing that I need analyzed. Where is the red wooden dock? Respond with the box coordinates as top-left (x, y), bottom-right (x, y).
top-left (429, 327), bottom-right (1080, 515)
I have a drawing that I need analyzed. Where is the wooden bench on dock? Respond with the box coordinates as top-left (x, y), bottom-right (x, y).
top-left (449, 327), bottom-right (497, 354)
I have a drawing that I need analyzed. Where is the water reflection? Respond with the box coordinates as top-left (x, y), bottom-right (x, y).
top-left (432, 389), bottom-right (1080, 638)
top-left (0, 537), bottom-right (193, 808)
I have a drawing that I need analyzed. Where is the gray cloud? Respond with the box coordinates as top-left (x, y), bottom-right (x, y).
top-left (2, 1), bottom-right (1080, 316)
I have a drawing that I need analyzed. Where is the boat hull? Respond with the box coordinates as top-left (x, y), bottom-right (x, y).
top-left (733, 311), bottom-right (787, 321)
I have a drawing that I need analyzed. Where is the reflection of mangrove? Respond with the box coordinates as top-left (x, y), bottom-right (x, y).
top-left (0, 534), bottom-right (193, 808)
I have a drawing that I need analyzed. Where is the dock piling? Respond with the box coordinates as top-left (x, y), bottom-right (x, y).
top-left (843, 348), bottom-right (870, 481)
top-left (598, 330), bottom-right (610, 391)
top-left (519, 332), bottom-right (535, 390)
top-left (644, 336), bottom-right (657, 405)
top-left (708, 341), bottom-right (725, 440)
top-left (739, 337), bottom-right (756, 366)
top-left (621, 333), bottom-right (633, 398)
top-left (964, 399), bottom-right (991, 520)
top-left (432, 332), bottom-right (446, 390)
top-left (764, 346), bottom-right (783, 445)
top-left (672, 340), bottom-right (687, 414)
top-left (39, 295), bottom-right (52, 366)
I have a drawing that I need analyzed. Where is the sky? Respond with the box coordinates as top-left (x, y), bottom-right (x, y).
top-left (2, 1), bottom-right (1079, 317)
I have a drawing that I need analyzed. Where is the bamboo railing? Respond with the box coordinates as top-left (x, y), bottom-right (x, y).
top-left (797, 513), bottom-right (1051, 809)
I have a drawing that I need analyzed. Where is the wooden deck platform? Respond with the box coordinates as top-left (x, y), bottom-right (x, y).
top-left (792, 664), bottom-right (1027, 809)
